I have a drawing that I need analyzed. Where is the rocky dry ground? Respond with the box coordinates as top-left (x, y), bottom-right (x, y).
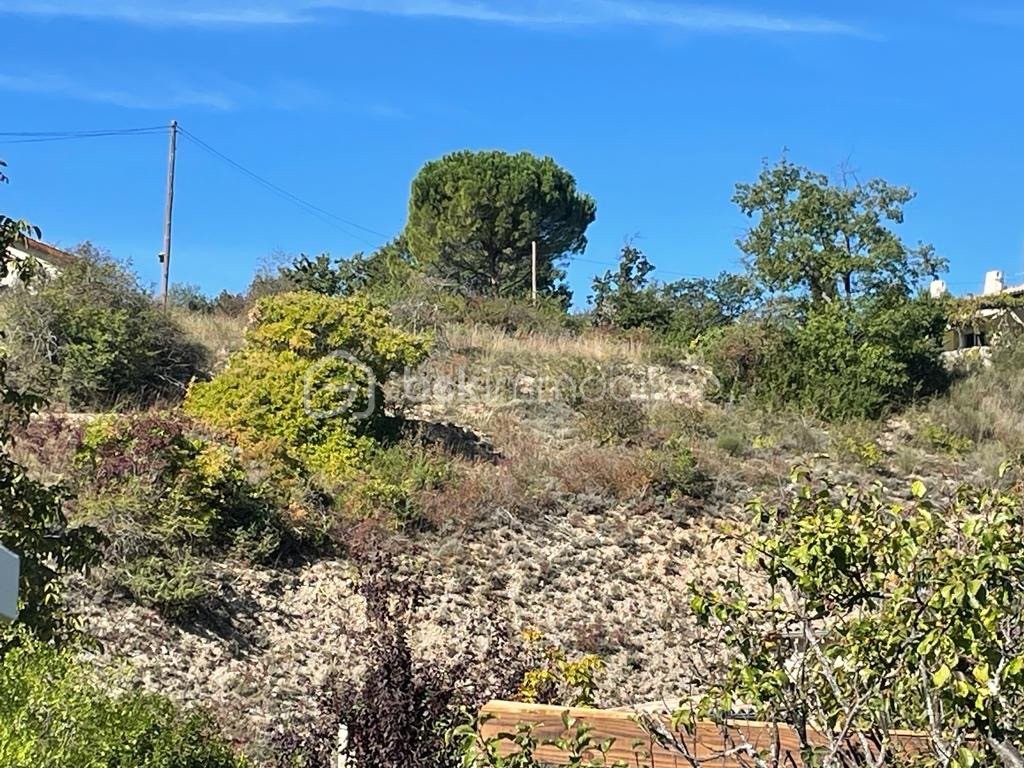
top-left (67, 330), bottom-right (986, 760)
top-left (73, 490), bottom-right (751, 755)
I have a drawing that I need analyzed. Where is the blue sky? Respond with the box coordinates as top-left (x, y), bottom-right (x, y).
top-left (0, 0), bottom-right (1021, 306)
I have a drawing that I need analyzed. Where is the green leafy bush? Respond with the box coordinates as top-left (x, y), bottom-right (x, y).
top-left (186, 292), bottom-right (430, 471)
top-left (688, 466), bottom-right (1024, 766)
top-left (918, 422), bottom-right (974, 457)
top-left (0, 244), bottom-right (206, 407)
top-left (72, 413), bottom-right (298, 616)
top-left (0, 635), bottom-right (247, 768)
top-left (703, 296), bottom-right (948, 422)
top-left (646, 439), bottom-right (713, 499)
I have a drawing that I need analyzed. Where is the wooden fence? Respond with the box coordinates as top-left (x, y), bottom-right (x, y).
top-left (478, 701), bottom-right (935, 767)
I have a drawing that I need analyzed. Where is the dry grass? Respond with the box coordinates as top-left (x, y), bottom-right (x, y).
top-left (170, 309), bottom-right (247, 371)
top-left (442, 323), bottom-right (650, 364)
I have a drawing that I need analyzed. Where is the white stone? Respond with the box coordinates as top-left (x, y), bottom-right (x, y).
top-left (0, 545), bottom-right (19, 623)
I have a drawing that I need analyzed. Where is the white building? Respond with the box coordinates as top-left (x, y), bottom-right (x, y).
top-left (940, 269), bottom-right (1024, 352)
top-left (2, 236), bottom-right (79, 288)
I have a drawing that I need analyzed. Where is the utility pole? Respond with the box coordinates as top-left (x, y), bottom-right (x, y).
top-left (531, 240), bottom-right (538, 306)
top-left (159, 119), bottom-right (178, 310)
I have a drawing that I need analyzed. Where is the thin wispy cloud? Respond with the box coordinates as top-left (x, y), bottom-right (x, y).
top-left (0, 71), bottom-right (405, 117)
top-left (0, 0), bottom-right (865, 36)
top-left (0, 72), bottom-right (238, 110)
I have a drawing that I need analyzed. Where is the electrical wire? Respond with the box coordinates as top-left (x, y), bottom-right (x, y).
top-left (0, 126), bottom-right (167, 144)
top-left (176, 126), bottom-right (389, 245)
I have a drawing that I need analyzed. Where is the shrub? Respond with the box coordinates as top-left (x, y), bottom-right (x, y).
top-left (646, 439), bottom-right (714, 500)
top-left (272, 557), bottom-right (528, 768)
top-left (918, 422), bottom-right (974, 457)
top-left (0, 244), bottom-right (206, 407)
top-left (185, 292), bottom-right (430, 476)
top-left (0, 635), bottom-right (247, 768)
top-left (516, 629), bottom-right (604, 708)
top-left (451, 296), bottom-right (572, 335)
top-left (831, 423), bottom-right (885, 468)
top-left (185, 292), bottom-right (442, 530)
top-left (72, 413), bottom-right (299, 616)
top-left (703, 296), bottom-right (948, 422)
top-left (0, 354), bottom-right (102, 646)
top-left (577, 394), bottom-right (647, 445)
top-left (715, 430), bottom-right (749, 457)
top-left (688, 467), bottom-right (1024, 767)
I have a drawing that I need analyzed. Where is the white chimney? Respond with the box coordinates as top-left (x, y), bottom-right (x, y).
top-left (929, 279), bottom-right (949, 299)
top-left (984, 270), bottom-right (1006, 296)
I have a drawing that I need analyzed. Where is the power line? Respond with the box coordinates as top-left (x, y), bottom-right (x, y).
top-left (0, 126), bottom-right (167, 144)
top-left (176, 126), bottom-right (389, 245)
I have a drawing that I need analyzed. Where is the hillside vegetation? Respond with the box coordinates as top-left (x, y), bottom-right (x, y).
top-left (4, 152), bottom-right (1024, 767)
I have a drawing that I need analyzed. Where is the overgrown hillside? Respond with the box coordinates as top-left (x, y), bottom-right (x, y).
top-left (6, 153), bottom-right (1024, 767)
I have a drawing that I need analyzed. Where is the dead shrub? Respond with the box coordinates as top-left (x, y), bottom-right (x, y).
top-left (552, 445), bottom-right (652, 500)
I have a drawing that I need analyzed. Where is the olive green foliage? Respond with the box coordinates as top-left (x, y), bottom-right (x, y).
top-left (774, 297), bottom-right (948, 420)
top-left (72, 413), bottom-right (295, 616)
top-left (449, 295), bottom-right (577, 335)
top-left (0, 635), bottom-right (247, 768)
top-left (516, 630), bottom-right (605, 708)
top-left (168, 283), bottom-right (246, 317)
top-left (406, 150), bottom-right (595, 302)
top-left (688, 468), bottom-right (1024, 767)
top-left (646, 439), bottom-right (713, 500)
top-left (270, 239), bottom-right (420, 305)
top-left (918, 422), bottom-right (974, 457)
top-left (0, 244), bottom-right (206, 407)
top-left (591, 244), bottom-right (758, 341)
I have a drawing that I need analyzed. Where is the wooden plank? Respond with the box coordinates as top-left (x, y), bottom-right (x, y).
top-left (479, 701), bottom-right (935, 767)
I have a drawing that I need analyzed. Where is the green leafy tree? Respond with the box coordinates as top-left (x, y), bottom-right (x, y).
top-left (591, 243), bottom-right (760, 340)
top-left (590, 243), bottom-right (670, 329)
top-left (0, 168), bottom-right (103, 645)
top-left (709, 158), bottom-right (950, 420)
top-left (733, 157), bottom-right (945, 306)
top-left (279, 253), bottom-right (350, 296)
top-left (687, 467), bottom-right (1024, 768)
top-left (405, 150), bottom-right (596, 302)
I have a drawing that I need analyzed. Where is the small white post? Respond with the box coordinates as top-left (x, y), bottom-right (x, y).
top-left (531, 240), bottom-right (538, 306)
top-left (0, 545), bottom-right (20, 624)
top-left (337, 723), bottom-right (349, 768)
